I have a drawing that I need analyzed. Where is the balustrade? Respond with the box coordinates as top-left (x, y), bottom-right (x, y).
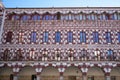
top-left (0, 48), bottom-right (119, 61)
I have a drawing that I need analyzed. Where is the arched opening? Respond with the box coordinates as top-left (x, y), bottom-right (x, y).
top-left (87, 66), bottom-right (104, 80)
top-left (6, 31), bottom-right (13, 43)
top-left (41, 66), bottom-right (59, 80)
top-left (64, 66), bottom-right (82, 80)
top-left (110, 67), bottom-right (120, 80)
top-left (0, 66), bottom-right (13, 80)
top-left (18, 66), bottom-right (36, 80)
top-left (56, 12), bottom-right (61, 20)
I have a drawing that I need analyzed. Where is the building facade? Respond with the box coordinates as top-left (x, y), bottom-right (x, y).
top-left (0, 2), bottom-right (120, 80)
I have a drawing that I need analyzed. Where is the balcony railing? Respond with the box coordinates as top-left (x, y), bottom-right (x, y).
top-left (0, 51), bottom-right (119, 61)
top-left (4, 20), bottom-right (120, 30)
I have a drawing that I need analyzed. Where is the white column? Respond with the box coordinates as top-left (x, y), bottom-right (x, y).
top-left (82, 73), bottom-right (87, 80)
top-left (103, 67), bottom-right (111, 80)
top-left (60, 75), bottom-right (64, 80)
top-left (58, 67), bottom-right (65, 80)
top-left (105, 76), bottom-right (111, 80)
top-left (13, 75), bottom-right (18, 80)
top-left (36, 74), bottom-right (41, 80)
top-left (0, 10), bottom-right (6, 44)
top-left (35, 67), bottom-right (42, 80)
top-left (81, 67), bottom-right (88, 80)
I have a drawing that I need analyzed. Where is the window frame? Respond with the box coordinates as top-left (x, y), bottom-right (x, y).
top-left (67, 31), bottom-right (73, 43)
top-left (31, 31), bottom-right (37, 43)
top-left (106, 32), bottom-right (112, 43)
top-left (80, 31), bottom-right (86, 43)
top-left (6, 31), bottom-right (13, 43)
top-left (55, 31), bottom-right (61, 43)
top-left (43, 31), bottom-right (49, 43)
top-left (93, 31), bottom-right (99, 43)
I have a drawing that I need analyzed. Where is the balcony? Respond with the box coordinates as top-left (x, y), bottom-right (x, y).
top-left (0, 52), bottom-right (119, 62)
top-left (4, 20), bottom-right (120, 30)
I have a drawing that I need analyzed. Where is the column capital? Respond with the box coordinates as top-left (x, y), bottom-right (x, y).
top-left (35, 67), bottom-right (42, 75)
top-left (103, 67), bottom-right (112, 74)
top-left (81, 67), bottom-right (88, 73)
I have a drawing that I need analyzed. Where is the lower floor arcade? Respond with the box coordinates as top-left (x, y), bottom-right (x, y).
top-left (0, 62), bottom-right (120, 80)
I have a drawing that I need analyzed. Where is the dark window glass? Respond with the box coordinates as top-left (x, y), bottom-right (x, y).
top-left (111, 76), bottom-right (116, 80)
top-left (22, 15), bottom-right (29, 20)
top-left (31, 32), bottom-right (36, 42)
top-left (55, 31), bottom-right (61, 42)
top-left (107, 49), bottom-right (113, 60)
top-left (32, 15), bottom-right (37, 20)
top-left (118, 32), bottom-right (120, 43)
top-left (32, 15), bottom-right (41, 20)
top-left (43, 14), bottom-right (52, 20)
top-left (106, 32), bottom-right (112, 43)
top-left (13, 15), bottom-right (19, 20)
top-left (68, 31), bottom-right (73, 42)
top-left (80, 32), bottom-right (86, 43)
top-left (6, 31), bottom-right (13, 43)
top-left (43, 32), bottom-right (48, 42)
top-left (105, 14), bottom-right (110, 20)
top-left (93, 32), bottom-right (99, 43)
top-left (57, 12), bottom-right (61, 20)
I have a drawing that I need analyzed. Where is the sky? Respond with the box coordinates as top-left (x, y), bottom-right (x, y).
top-left (2, 0), bottom-right (120, 8)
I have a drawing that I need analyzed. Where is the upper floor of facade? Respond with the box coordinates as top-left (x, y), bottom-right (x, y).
top-left (5, 7), bottom-right (120, 21)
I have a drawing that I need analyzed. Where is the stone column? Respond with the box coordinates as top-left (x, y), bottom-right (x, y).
top-left (81, 67), bottom-right (88, 80)
top-left (105, 73), bottom-right (111, 80)
top-left (58, 67), bottom-right (65, 80)
top-left (60, 72), bottom-right (64, 80)
top-left (103, 67), bottom-right (112, 80)
top-left (35, 68), bottom-right (42, 80)
top-left (36, 73), bottom-right (41, 80)
top-left (13, 73), bottom-right (18, 80)
top-left (82, 72), bottom-right (87, 80)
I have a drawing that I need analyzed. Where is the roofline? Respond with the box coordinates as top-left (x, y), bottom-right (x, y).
top-left (5, 7), bottom-right (120, 9)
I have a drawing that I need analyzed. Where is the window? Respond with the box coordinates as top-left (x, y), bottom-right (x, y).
top-left (31, 32), bottom-right (36, 43)
top-left (118, 32), bottom-right (120, 43)
top-left (55, 31), bottom-right (61, 43)
top-left (32, 15), bottom-right (40, 20)
top-left (88, 76), bottom-right (94, 80)
top-left (43, 31), bottom-right (48, 42)
top-left (56, 12), bottom-right (61, 20)
top-left (93, 32), bottom-right (99, 43)
top-left (22, 15), bottom-right (29, 20)
top-left (105, 14), bottom-right (110, 20)
top-left (67, 31), bottom-right (73, 42)
top-left (107, 49), bottom-right (113, 60)
top-left (43, 12), bottom-right (52, 20)
top-left (6, 31), bottom-right (13, 43)
top-left (18, 32), bottom-right (24, 43)
top-left (111, 76), bottom-right (116, 80)
top-left (12, 15), bottom-right (19, 20)
top-left (4, 49), bottom-right (9, 60)
top-left (80, 31), bottom-right (86, 43)
top-left (106, 32), bottom-right (112, 43)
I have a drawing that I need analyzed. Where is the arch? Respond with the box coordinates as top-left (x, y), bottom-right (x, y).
top-left (41, 66), bottom-right (59, 80)
top-left (41, 66), bottom-right (59, 76)
top-left (64, 66), bottom-right (82, 80)
top-left (87, 66), bottom-right (104, 80)
top-left (18, 66), bottom-right (36, 80)
top-left (0, 66), bottom-right (13, 80)
top-left (110, 67), bottom-right (120, 80)
top-left (64, 66), bottom-right (82, 76)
